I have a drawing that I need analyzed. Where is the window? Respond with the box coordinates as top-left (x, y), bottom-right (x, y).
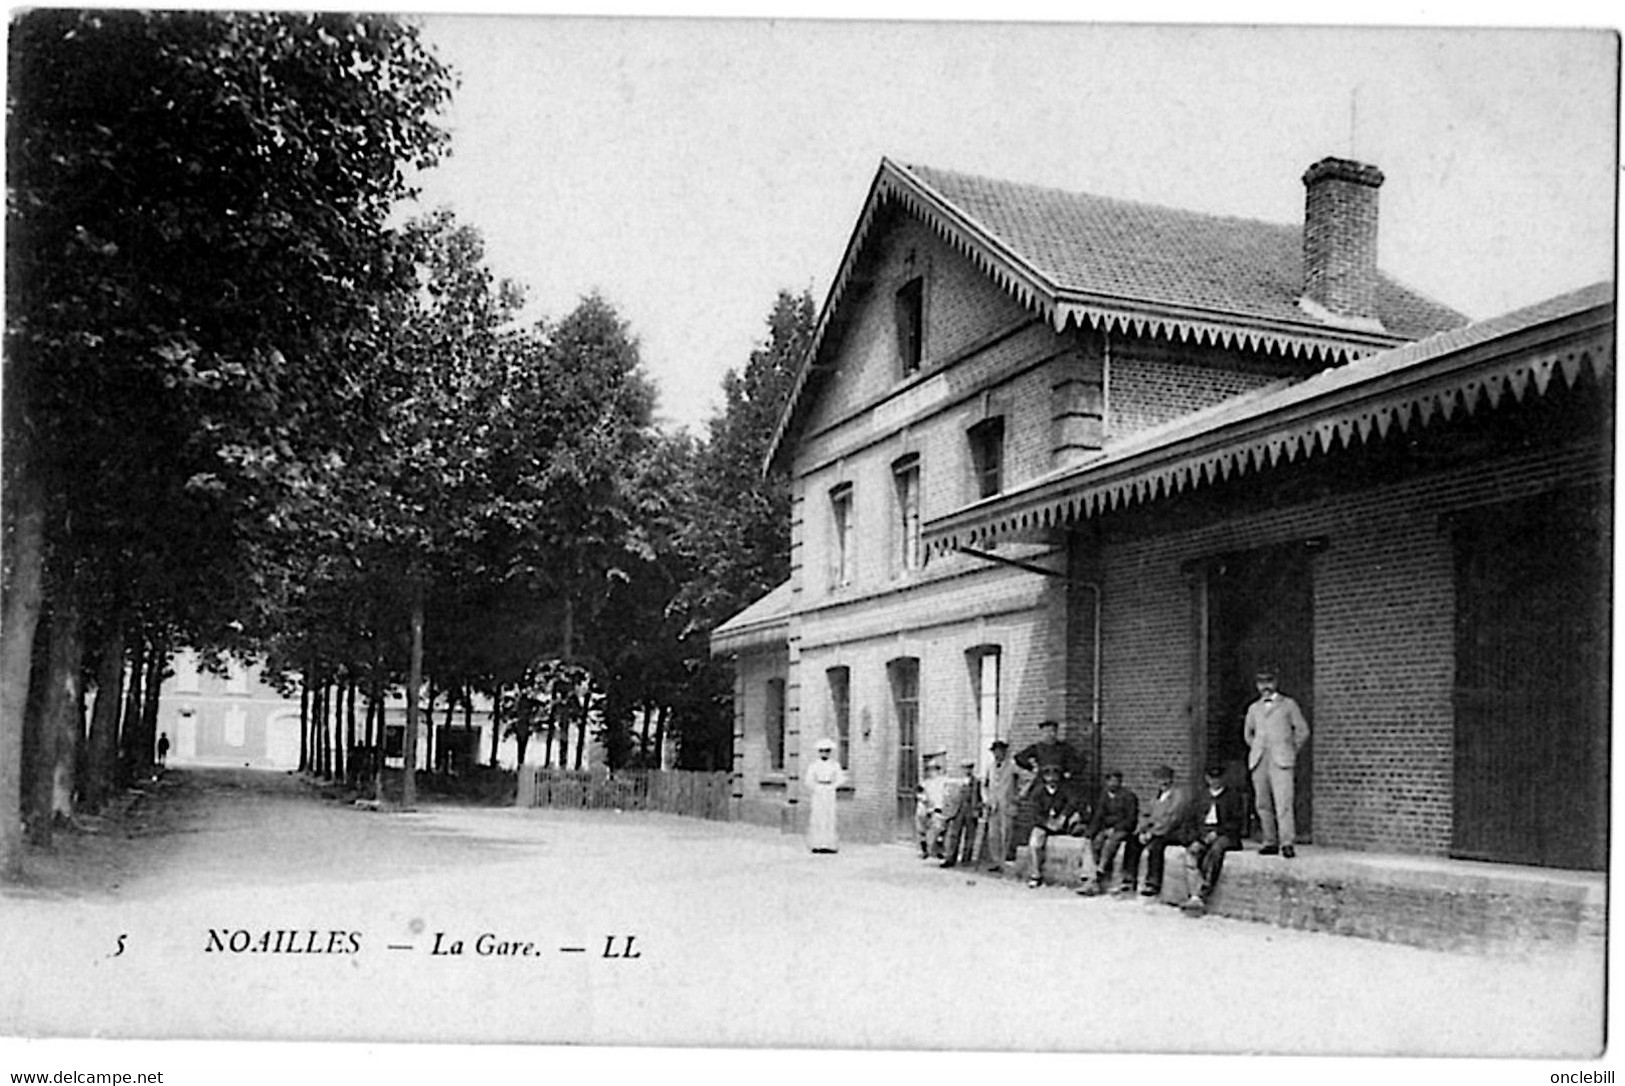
top-left (226, 658), bottom-right (249, 696)
top-left (893, 454), bottom-right (922, 573)
top-left (889, 658), bottom-right (920, 825)
top-left (829, 483), bottom-right (855, 588)
top-left (172, 651), bottom-right (200, 694)
top-left (969, 417), bottom-right (1005, 499)
top-left (765, 678), bottom-right (786, 772)
top-left (894, 276), bottom-right (924, 376)
top-left (827, 667), bottom-right (852, 770)
top-left (969, 646), bottom-right (1001, 755)
top-left (223, 706), bottom-right (247, 747)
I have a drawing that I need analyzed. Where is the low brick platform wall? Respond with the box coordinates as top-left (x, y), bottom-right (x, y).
top-left (1009, 837), bottom-right (1604, 958)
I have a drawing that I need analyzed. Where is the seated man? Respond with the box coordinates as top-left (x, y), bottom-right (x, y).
top-left (1182, 764), bottom-right (1246, 915)
top-left (1023, 763), bottom-right (1081, 889)
top-left (1083, 770), bottom-right (1138, 896)
top-left (1120, 763), bottom-right (1190, 896)
top-left (939, 757), bottom-right (982, 868)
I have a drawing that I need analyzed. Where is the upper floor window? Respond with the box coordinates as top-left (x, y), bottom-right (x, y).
top-left (968, 416), bottom-right (1005, 499)
top-left (765, 678), bottom-right (786, 772)
top-left (827, 666), bottom-right (852, 770)
top-left (829, 483), bottom-right (855, 588)
top-left (894, 276), bottom-right (924, 376)
top-left (226, 658), bottom-right (249, 696)
top-left (892, 454), bottom-right (922, 573)
top-left (172, 651), bottom-right (201, 694)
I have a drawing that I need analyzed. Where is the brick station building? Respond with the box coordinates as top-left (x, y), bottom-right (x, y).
top-left (712, 156), bottom-right (1612, 873)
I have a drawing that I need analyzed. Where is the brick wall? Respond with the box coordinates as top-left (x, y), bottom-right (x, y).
top-left (1110, 354), bottom-right (1280, 436)
top-left (1094, 434), bottom-right (1607, 857)
top-left (800, 215), bottom-right (1031, 436)
top-left (791, 564), bottom-right (1062, 842)
top-left (730, 644), bottom-right (788, 830)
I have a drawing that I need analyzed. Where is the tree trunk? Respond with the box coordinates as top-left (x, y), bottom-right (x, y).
top-left (439, 691), bottom-right (455, 774)
top-left (49, 596), bottom-right (85, 821)
top-left (324, 678), bottom-right (336, 778)
top-left (489, 690), bottom-right (501, 767)
top-left (343, 680), bottom-right (356, 784)
top-left (555, 701), bottom-right (568, 771)
top-left (22, 605), bottom-right (54, 847)
top-left (639, 705), bottom-right (651, 767)
top-left (298, 669), bottom-right (310, 773)
top-left (0, 475), bottom-right (46, 879)
top-left (82, 624), bottom-right (126, 813)
top-left (573, 696), bottom-right (587, 771)
top-left (136, 638), bottom-right (166, 778)
top-left (118, 635), bottom-right (146, 786)
top-left (402, 581), bottom-right (423, 808)
top-left (423, 682), bottom-right (438, 776)
top-left (57, 655), bottom-right (86, 820)
top-left (370, 676), bottom-right (386, 803)
top-left (653, 705), bottom-right (668, 771)
top-left (331, 678), bottom-right (345, 782)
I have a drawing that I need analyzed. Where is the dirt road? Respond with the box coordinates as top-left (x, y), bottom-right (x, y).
top-left (0, 768), bottom-right (1606, 1062)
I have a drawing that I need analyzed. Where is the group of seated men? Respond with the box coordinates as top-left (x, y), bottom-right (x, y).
top-left (915, 719), bottom-right (1248, 916)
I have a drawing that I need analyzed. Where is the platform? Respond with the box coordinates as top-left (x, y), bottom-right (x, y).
top-left (1009, 835), bottom-right (1604, 957)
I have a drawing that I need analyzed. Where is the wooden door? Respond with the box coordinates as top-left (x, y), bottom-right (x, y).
top-left (1451, 488), bottom-right (1609, 870)
top-left (1205, 543), bottom-right (1316, 840)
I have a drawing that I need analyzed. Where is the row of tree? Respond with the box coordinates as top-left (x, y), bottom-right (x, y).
top-left (2, 10), bottom-right (809, 879)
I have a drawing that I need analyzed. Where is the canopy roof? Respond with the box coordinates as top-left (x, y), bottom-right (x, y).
top-left (924, 282), bottom-right (1614, 554)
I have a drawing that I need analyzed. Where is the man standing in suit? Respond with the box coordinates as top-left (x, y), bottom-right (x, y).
top-left (1119, 764), bottom-right (1189, 896)
top-left (1182, 764), bottom-right (1246, 915)
top-left (981, 739), bottom-right (1019, 872)
top-left (1244, 665), bottom-right (1311, 858)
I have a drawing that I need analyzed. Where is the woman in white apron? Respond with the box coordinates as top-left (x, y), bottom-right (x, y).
top-left (802, 737), bottom-right (847, 853)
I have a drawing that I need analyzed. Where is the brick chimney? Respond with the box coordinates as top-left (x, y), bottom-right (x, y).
top-left (1299, 157), bottom-right (1386, 332)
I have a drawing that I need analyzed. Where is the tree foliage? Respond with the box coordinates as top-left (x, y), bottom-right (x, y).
top-left (676, 289), bottom-right (813, 631)
top-left (3, 10), bottom-right (452, 863)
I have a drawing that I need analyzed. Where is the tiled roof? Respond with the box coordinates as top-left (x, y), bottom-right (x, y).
top-left (710, 580), bottom-right (793, 655)
top-left (901, 163), bottom-right (1469, 341)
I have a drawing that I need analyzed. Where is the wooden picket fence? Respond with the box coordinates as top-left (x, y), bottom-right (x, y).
top-left (517, 768), bottom-right (733, 822)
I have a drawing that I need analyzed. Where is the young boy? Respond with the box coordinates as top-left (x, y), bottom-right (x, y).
top-left (915, 751), bottom-right (948, 859)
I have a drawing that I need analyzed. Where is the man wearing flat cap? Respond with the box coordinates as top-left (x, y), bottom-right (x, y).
top-left (1014, 719), bottom-right (1086, 792)
top-left (939, 756), bottom-right (982, 868)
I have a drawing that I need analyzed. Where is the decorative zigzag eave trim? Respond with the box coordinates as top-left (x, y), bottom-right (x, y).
top-left (923, 320), bottom-right (1615, 556)
top-left (764, 159), bottom-right (1406, 474)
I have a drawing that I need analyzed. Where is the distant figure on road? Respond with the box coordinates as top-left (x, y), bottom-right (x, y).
top-left (803, 737), bottom-right (848, 854)
top-left (1084, 770), bottom-right (1138, 894)
top-left (981, 739), bottom-right (1019, 872)
top-left (1245, 665), bottom-right (1311, 859)
top-left (156, 732), bottom-right (170, 768)
top-left (939, 757), bottom-right (981, 868)
top-left (1182, 764), bottom-right (1246, 915)
top-left (1120, 763), bottom-right (1189, 896)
